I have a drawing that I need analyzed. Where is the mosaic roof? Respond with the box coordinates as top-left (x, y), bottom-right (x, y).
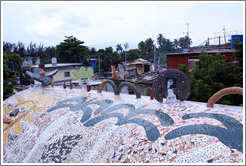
top-left (2, 87), bottom-right (243, 163)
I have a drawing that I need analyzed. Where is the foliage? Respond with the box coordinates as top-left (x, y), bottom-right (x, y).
top-left (178, 36), bottom-right (192, 49)
top-left (56, 36), bottom-right (90, 65)
top-left (178, 64), bottom-right (189, 75)
top-left (188, 51), bottom-right (243, 106)
top-left (145, 87), bottom-right (151, 96)
top-left (3, 41), bottom-right (56, 65)
top-left (3, 53), bottom-right (17, 99)
top-left (127, 49), bottom-right (141, 61)
top-left (3, 33), bottom-right (194, 75)
top-left (116, 44), bottom-right (123, 53)
top-left (233, 38), bottom-right (243, 68)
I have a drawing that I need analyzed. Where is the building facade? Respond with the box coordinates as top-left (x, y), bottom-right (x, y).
top-left (31, 63), bottom-right (84, 83)
top-left (166, 49), bottom-right (236, 70)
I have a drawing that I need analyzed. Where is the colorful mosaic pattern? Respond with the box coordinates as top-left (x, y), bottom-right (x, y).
top-left (47, 97), bottom-right (173, 141)
top-left (26, 68), bottom-right (58, 86)
top-left (72, 67), bottom-right (94, 79)
top-left (152, 69), bottom-right (190, 102)
top-left (2, 87), bottom-right (243, 163)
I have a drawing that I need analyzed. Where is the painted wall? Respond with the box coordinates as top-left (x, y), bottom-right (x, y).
top-left (46, 68), bottom-right (81, 82)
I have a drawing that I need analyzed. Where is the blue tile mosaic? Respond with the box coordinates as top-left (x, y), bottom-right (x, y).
top-left (165, 113), bottom-right (243, 152)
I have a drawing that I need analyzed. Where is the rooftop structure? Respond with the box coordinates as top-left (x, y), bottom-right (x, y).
top-left (3, 87), bottom-right (243, 163)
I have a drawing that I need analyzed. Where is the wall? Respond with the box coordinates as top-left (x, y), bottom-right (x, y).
top-left (46, 68), bottom-right (81, 83)
top-left (167, 54), bottom-right (189, 69)
top-left (167, 51), bottom-right (235, 70)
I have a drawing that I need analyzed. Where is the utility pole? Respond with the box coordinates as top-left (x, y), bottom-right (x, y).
top-left (154, 44), bottom-right (156, 70)
top-left (183, 22), bottom-right (190, 51)
top-left (222, 25), bottom-right (227, 45)
top-left (98, 55), bottom-right (101, 74)
top-left (219, 36), bottom-right (221, 51)
top-left (124, 42), bottom-right (129, 63)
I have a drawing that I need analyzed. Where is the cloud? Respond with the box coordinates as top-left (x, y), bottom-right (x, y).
top-left (3, 1), bottom-right (244, 49)
top-left (65, 16), bottom-right (91, 29)
top-left (111, 16), bottom-right (124, 21)
top-left (27, 20), bottom-right (61, 37)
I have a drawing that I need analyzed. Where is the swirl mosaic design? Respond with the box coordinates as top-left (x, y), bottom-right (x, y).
top-left (165, 113), bottom-right (243, 152)
top-left (152, 69), bottom-right (190, 102)
top-left (47, 97), bottom-right (174, 141)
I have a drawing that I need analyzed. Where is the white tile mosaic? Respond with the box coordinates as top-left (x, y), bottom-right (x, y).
top-left (2, 87), bottom-right (243, 163)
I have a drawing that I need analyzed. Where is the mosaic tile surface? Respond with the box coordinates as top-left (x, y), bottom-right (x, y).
top-left (2, 86), bottom-right (244, 163)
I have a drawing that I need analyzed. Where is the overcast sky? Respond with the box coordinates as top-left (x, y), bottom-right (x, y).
top-left (2, 1), bottom-right (244, 51)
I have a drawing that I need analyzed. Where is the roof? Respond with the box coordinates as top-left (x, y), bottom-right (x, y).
top-left (112, 58), bottom-right (151, 66)
top-left (3, 87), bottom-right (243, 163)
top-left (31, 63), bottom-right (83, 68)
top-left (167, 49), bottom-right (235, 56)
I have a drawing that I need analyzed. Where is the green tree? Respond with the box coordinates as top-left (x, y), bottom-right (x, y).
top-left (138, 41), bottom-right (146, 54)
top-left (188, 51), bottom-right (243, 106)
top-left (127, 49), bottom-right (140, 61)
top-left (233, 38), bottom-right (243, 68)
top-left (3, 53), bottom-right (17, 99)
top-left (178, 64), bottom-right (189, 75)
top-left (42, 46), bottom-right (56, 64)
top-left (145, 38), bottom-right (154, 55)
top-left (116, 44), bottom-right (123, 54)
top-left (178, 36), bottom-right (192, 49)
top-left (56, 36), bottom-right (90, 65)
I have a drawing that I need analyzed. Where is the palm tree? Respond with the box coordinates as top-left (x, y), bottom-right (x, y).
top-left (145, 38), bottom-right (154, 54)
top-left (179, 36), bottom-right (192, 49)
top-left (115, 44), bottom-right (123, 53)
top-left (174, 39), bottom-right (179, 49)
top-left (138, 41), bottom-right (146, 53)
top-left (157, 34), bottom-right (164, 48)
top-left (123, 42), bottom-right (129, 62)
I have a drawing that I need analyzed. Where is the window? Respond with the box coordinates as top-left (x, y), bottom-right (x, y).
top-left (64, 72), bottom-right (70, 77)
top-left (188, 57), bottom-right (199, 71)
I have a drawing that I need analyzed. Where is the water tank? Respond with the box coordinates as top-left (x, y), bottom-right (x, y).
top-left (35, 58), bottom-right (40, 65)
top-left (231, 35), bottom-right (243, 49)
top-left (52, 57), bottom-right (57, 66)
top-left (90, 59), bottom-right (96, 73)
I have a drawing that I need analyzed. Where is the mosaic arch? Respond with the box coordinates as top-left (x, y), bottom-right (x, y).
top-left (152, 69), bottom-right (190, 102)
top-left (97, 80), bottom-right (141, 99)
top-left (207, 87), bottom-right (243, 107)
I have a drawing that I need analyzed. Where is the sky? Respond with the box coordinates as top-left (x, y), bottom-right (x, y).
top-left (2, 1), bottom-right (244, 51)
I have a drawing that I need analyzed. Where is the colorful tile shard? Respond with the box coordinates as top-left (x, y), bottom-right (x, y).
top-left (2, 87), bottom-right (243, 163)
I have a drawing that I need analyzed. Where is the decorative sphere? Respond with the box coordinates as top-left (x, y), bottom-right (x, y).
top-left (40, 71), bottom-right (45, 76)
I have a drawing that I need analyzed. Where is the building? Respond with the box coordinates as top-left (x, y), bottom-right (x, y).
top-left (31, 63), bottom-right (84, 83)
top-left (111, 58), bottom-right (151, 80)
top-left (166, 49), bottom-right (236, 70)
top-left (109, 58), bottom-right (164, 95)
